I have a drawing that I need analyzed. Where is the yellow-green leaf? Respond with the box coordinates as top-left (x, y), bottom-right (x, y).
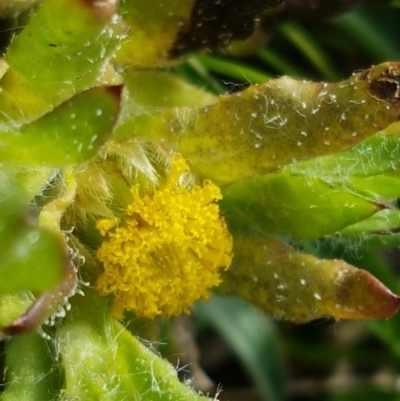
top-left (115, 0), bottom-right (194, 68)
top-left (221, 235), bottom-right (400, 323)
top-left (286, 123), bottom-right (400, 179)
top-left (125, 62), bottom-right (400, 185)
top-left (1, 332), bottom-right (61, 401)
top-left (0, 175), bottom-right (66, 294)
top-left (58, 290), bottom-right (212, 401)
top-left (0, 86), bottom-right (122, 167)
top-left (220, 171), bottom-right (379, 240)
top-left (0, 0), bottom-right (125, 125)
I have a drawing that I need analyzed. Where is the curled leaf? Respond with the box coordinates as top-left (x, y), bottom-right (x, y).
top-left (221, 235), bottom-right (400, 322)
top-left (3, 260), bottom-right (76, 336)
top-left (0, 171), bottom-right (78, 335)
top-left (125, 62), bottom-right (400, 185)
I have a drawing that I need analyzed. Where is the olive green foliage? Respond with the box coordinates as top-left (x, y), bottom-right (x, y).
top-left (1, 1), bottom-right (400, 401)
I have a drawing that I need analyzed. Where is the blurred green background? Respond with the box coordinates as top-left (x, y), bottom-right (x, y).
top-left (178, 3), bottom-right (400, 400)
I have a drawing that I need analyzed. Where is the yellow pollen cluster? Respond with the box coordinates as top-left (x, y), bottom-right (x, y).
top-left (95, 155), bottom-right (233, 319)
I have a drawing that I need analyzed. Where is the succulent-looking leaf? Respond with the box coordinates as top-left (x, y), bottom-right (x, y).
top-left (1, 170), bottom-right (78, 336)
top-left (0, 86), bottom-right (122, 166)
top-left (273, 123), bottom-right (400, 243)
top-left (220, 235), bottom-right (400, 323)
top-left (0, 294), bottom-right (32, 332)
top-left (221, 125), bottom-right (400, 241)
top-left (334, 209), bottom-right (400, 248)
top-left (58, 290), bottom-right (213, 401)
top-left (4, 166), bottom-right (55, 201)
top-left (286, 123), bottom-right (400, 178)
top-left (122, 62), bottom-right (400, 185)
top-left (220, 171), bottom-right (380, 240)
top-left (0, 0), bottom-right (125, 126)
top-left (3, 259), bottom-right (76, 335)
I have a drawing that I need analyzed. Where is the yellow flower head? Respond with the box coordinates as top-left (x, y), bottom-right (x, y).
top-left (96, 154), bottom-right (233, 319)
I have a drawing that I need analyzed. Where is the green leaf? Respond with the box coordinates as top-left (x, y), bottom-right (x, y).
top-left (0, 86), bottom-right (122, 167)
top-left (279, 22), bottom-right (340, 81)
top-left (195, 54), bottom-right (272, 84)
top-left (220, 124), bottom-right (400, 241)
top-left (340, 209), bottom-right (400, 235)
top-left (115, 0), bottom-right (194, 67)
top-left (0, 293), bottom-right (32, 329)
top-left (286, 124), bottom-right (400, 179)
top-left (1, 332), bottom-right (61, 401)
top-left (196, 296), bottom-right (285, 401)
top-left (126, 62), bottom-right (400, 185)
top-left (0, 228), bottom-right (67, 293)
top-left (221, 171), bottom-right (378, 240)
top-left (221, 235), bottom-right (400, 322)
top-left (0, 175), bottom-right (66, 293)
top-left (58, 289), bottom-right (212, 401)
top-left (0, 0), bottom-right (125, 125)
top-left (124, 69), bottom-right (216, 109)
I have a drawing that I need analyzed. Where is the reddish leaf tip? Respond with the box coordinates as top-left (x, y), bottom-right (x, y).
top-left (2, 260), bottom-right (77, 336)
top-left (337, 268), bottom-right (400, 320)
top-left (105, 84), bottom-right (124, 100)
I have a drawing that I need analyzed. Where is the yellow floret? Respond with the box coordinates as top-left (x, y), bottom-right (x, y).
top-left (95, 154), bottom-right (233, 319)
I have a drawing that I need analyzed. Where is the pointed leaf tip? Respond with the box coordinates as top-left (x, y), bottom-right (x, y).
top-left (336, 266), bottom-right (400, 320)
top-left (221, 236), bottom-right (400, 323)
top-left (105, 84), bottom-right (124, 100)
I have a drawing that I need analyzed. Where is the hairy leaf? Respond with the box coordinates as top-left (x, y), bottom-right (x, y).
top-left (1, 333), bottom-right (61, 401)
top-left (221, 171), bottom-right (379, 240)
top-left (120, 68), bottom-right (216, 122)
top-left (124, 62), bottom-right (400, 185)
top-left (58, 290), bottom-right (213, 401)
top-left (286, 122), bottom-right (400, 178)
top-left (221, 235), bottom-right (400, 323)
top-left (0, 86), bottom-right (122, 167)
top-left (115, 0), bottom-right (194, 67)
top-left (0, 0), bottom-right (125, 126)
top-left (221, 122), bottom-right (400, 240)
